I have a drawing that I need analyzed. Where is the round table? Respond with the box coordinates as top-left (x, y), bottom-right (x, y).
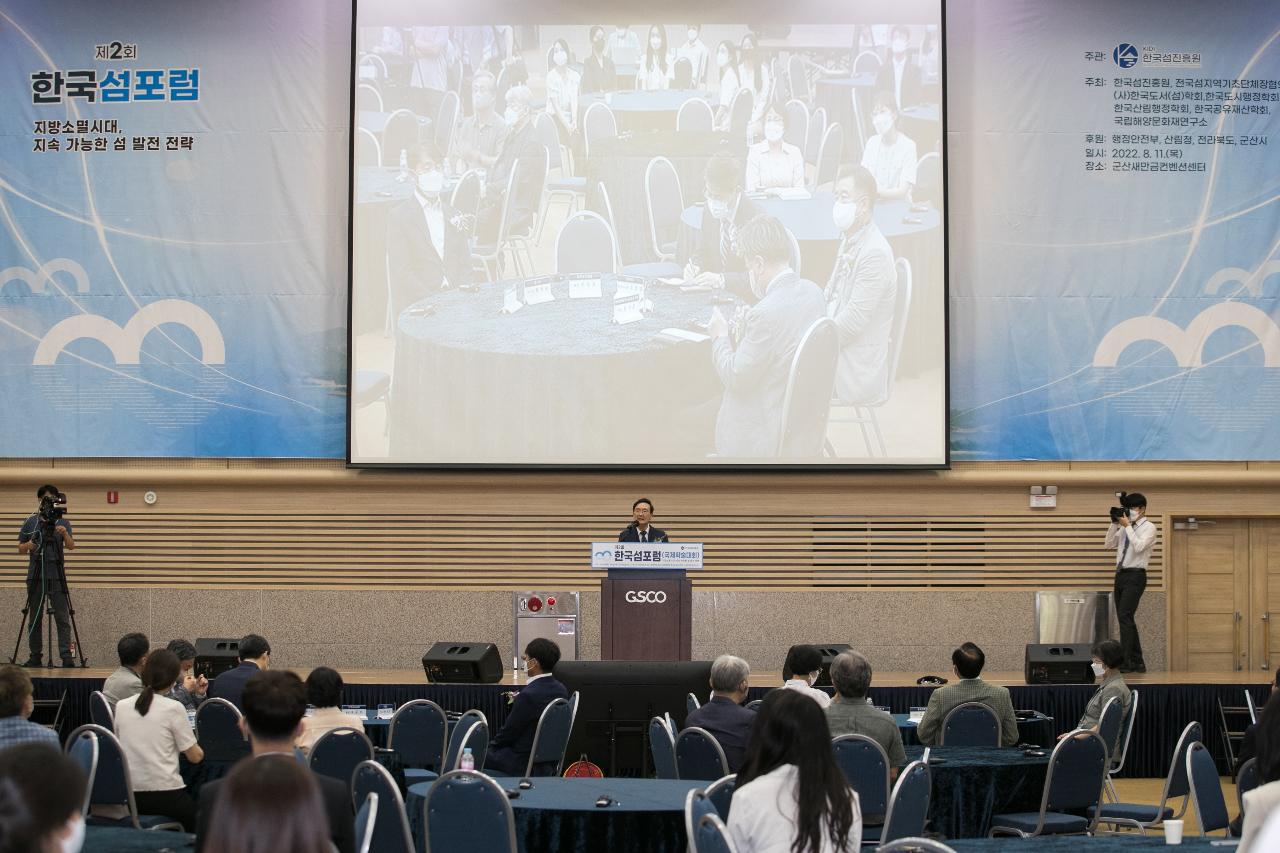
top-left (945, 838), bottom-right (1223, 852)
top-left (902, 746), bottom-right (1050, 839)
top-left (85, 826), bottom-right (195, 851)
top-left (359, 109), bottom-right (432, 139)
top-left (893, 712), bottom-right (1055, 748)
top-left (389, 276), bottom-right (722, 461)
top-left (406, 777), bottom-right (701, 853)
top-left (581, 90), bottom-right (718, 131)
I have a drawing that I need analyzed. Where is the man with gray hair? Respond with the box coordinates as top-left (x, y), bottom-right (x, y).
top-left (478, 83), bottom-right (542, 245)
top-left (824, 651), bottom-right (906, 779)
top-left (685, 654), bottom-right (756, 772)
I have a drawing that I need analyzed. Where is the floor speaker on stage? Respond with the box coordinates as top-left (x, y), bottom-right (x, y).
top-left (194, 637), bottom-right (241, 680)
top-left (1025, 643), bottom-right (1095, 684)
top-left (422, 642), bottom-right (503, 684)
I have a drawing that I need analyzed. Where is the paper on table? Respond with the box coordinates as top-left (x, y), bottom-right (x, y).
top-left (657, 328), bottom-right (710, 342)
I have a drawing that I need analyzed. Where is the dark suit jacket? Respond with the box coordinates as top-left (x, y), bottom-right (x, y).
top-left (876, 56), bottom-right (923, 110)
top-left (691, 195), bottom-right (761, 300)
top-left (482, 119), bottom-right (544, 235)
top-left (386, 196), bottom-right (473, 318)
top-left (580, 53), bottom-right (617, 94)
top-left (196, 762), bottom-right (355, 853)
top-left (618, 525), bottom-right (669, 543)
top-left (486, 675), bottom-right (569, 775)
top-left (206, 661), bottom-right (261, 711)
top-left (685, 695), bottom-right (756, 772)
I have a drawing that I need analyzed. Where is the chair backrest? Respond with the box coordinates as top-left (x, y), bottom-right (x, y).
top-left (1043, 729), bottom-right (1108, 817)
top-left (783, 99), bottom-right (810, 153)
top-left (788, 55), bottom-right (810, 102)
top-left (915, 152), bottom-right (943, 207)
top-left (582, 102), bottom-right (618, 159)
top-left (776, 316), bottom-right (838, 457)
top-left (687, 693), bottom-right (702, 714)
top-left (450, 169), bottom-right (483, 220)
top-left (1097, 697), bottom-right (1125, 763)
top-left (1163, 721), bottom-right (1202, 804)
top-left (1187, 741), bottom-right (1231, 835)
top-left (64, 727), bottom-right (99, 817)
top-left (684, 788), bottom-right (719, 851)
top-left (309, 726), bottom-right (375, 787)
top-left (881, 760), bottom-right (931, 844)
top-left (646, 156), bottom-right (685, 260)
top-left (875, 256), bottom-right (913, 403)
top-left (729, 88), bottom-right (753, 136)
top-left (1237, 756), bottom-right (1261, 816)
top-left (89, 691), bottom-right (114, 732)
top-left (784, 226), bottom-right (802, 278)
top-left (355, 791), bottom-right (378, 853)
top-left (381, 108), bottom-right (421, 168)
top-left (65, 723), bottom-right (140, 827)
top-left (694, 813), bottom-right (737, 853)
top-left (705, 774), bottom-right (736, 820)
top-left (434, 89), bottom-right (461, 156)
top-left (1246, 688), bottom-right (1259, 725)
top-left (356, 83), bottom-right (384, 113)
top-left (388, 699), bottom-right (447, 772)
top-left (676, 727), bottom-right (730, 781)
top-left (812, 121), bottom-right (843, 190)
top-left (830, 734), bottom-right (890, 818)
top-left (595, 182), bottom-right (625, 269)
top-left (805, 107), bottom-right (826, 166)
top-left (424, 770), bottom-right (517, 853)
top-left (534, 111), bottom-right (565, 175)
top-left (673, 57), bottom-right (693, 89)
top-left (1111, 689), bottom-right (1139, 774)
top-left (650, 716), bottom-right (679, 779)
top-left (745, 699), bottom-right (763, 712)
top-left (676, 98), bottom-right (714, 132)
top-left (877, 840), bottom-right (957, 853)
top-left (352, 760), bottom-right (415, 853)
top-left (526, 696), bottom-right (574, 776)
top-left (444, 710), bottom-right (487, 771)
top-left (196, 697), bottom-right (251, 762)
top-left (458, 720), bottom-right (489, 772)
top-left (357, 127), bottom-right (382, 168)
top-left (853, 50), bottom-right (882, 74)
top-left (556, 210), bottom-right (617, 275)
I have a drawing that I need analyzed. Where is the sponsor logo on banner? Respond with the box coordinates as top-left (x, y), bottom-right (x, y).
top-left (625, 590), bottom-right (667, 604)
top-left (1112, 43), bottom-right (1138, 68)
top-left (1113, 42), bottom-right (1201, 68)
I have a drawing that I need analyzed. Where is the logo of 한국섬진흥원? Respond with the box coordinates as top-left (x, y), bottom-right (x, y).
top-left (1113, 43), bottom-right (1138, 68)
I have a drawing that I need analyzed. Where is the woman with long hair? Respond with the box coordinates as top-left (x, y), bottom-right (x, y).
top-left (0, 744), bottom-right (86, 853)
top-left (728, 689), bottom-right (861, 853)
top-left (638, 24), bottom-right (671, 90)
top-left (205, 755), bottom-right (333, 853)
top-left (713, 40), bottom-right (741, 131)
top-left (1241, 690), bottom-right (1280, 851)
top-left (113, 647), bottom-right (204, 830)
top-left (737, 31), bottom-right (773, 132)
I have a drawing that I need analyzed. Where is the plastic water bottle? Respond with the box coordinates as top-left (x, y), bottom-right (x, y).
top-left (397, 148), bottom-right (409, 181)
top-left (460, 747), bottom-right (475, 772)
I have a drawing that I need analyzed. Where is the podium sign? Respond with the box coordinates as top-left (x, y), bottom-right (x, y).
top-left (591, 542), bottom-right (703, 571)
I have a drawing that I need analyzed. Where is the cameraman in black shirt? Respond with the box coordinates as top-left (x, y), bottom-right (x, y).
top-left (17, 485), bottom-right (75, 667)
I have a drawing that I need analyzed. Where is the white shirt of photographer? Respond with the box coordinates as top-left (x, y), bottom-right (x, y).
top-left (1105, 517), bottom-right (1156, 570)
top-left (728, 763), bottom-right (862, 853)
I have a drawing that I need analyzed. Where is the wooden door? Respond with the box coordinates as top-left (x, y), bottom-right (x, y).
top-left (1250, 520), bottom-right (1280, 674)
top-left (1169, 519), bottom-right (1250, 671)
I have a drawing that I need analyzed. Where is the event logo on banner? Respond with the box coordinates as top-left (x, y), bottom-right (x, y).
top-left (948, 0), bottom-right (1280, 460)
top-left (0, 1), bottom-right (349, 456)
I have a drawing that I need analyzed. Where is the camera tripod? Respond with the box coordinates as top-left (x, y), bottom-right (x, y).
top-left (8, 517), bottom-right (88, 668)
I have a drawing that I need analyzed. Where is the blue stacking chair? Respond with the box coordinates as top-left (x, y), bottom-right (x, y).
top-left (676, 727), bottom-right (729, 781)
top-left (650, 716), bottom-right (678, 780)
top-left (831, 734), bottom-right (890, 828)
top-left (196, 698), bottom-right (251, 762)
top-left (64, 727), bottom-right (99, 817)
top-left (874, 760), bottom-right (932, 845)
top-left (693, 813), bottom-right (738, 853)
top-left (1091, 720), bottom-right (1199, 834)
top-left (877, 840), bottom-right (957, 853)
top-left (940, 702), bottom-right (1000, 747)
top-left (687, 693), bottom-right (702, 715)
top-left (64, 724), bottom-right (183, 831)
top-left (523, 693), bottom-right (576, 777)
top-left (89, 691), bottom-right (114, 733)
top-left (705, 774), bottom-right (736, 820)
top-left (1096, 697), bottom-right (1124, 762)
top-left (424, 770), bottom-right (517, 853)
top-left (685, 788), bottom-right (719, 849)
top-left (458, 720), bottom-right (489, 772)
top-left (1187, 741), bottom-right (1232, 837)
top-left (989, 729), bottom-right (1107, 837)
top-left (442, 710), bottom-right (487, 773)
top-left (352, 760), bottom-right (414, 853)
top-left (354, 791), bottom-right (378, 853)
top-left (1106, 690), bottom-right (1139, 802)
top-left (309, 726), bottom-right (374, 788)
top-left (388, 700), bottom-right (447, 784)
top-left (1237, 756), bottom-right (1261, 816)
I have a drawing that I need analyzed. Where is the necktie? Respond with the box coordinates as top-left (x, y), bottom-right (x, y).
top-left (640, 530), bottom-right (647, 543)
top-left (1117, 525), bottom-right (1130, 567)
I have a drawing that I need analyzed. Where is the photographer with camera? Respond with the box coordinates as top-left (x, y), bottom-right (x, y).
top-left (16, 485), bottom-right (76, 668)
top-left (1105, 491), bottom-right (1156, 673)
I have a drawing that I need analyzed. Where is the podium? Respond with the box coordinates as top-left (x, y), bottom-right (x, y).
top-left (592, 542), bottom-right (703, 661)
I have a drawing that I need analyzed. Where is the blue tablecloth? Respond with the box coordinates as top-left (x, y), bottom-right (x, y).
top-left (583, 89), bottom-right (718, 116)
top-left (407, 777), bottom-right (700, 853)
top-left (902, 745), bottom-right (1049, 839)
top-left (892, 712), bottom-right (1055, 748)
top-left (85, 826), bottom-right (195, 851)
top-left (946, 838), bottom-right (1227, 851)
top-left (678, 193), bottom-right (940, 243)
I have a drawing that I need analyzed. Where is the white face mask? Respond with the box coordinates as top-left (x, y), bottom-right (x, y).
top-left (473, 91), bottom-right (493, 111)
top-left (650, 36), bottom-right (662, 50)
top-left (873, 112), bottom-right (893, 136)
top-left (688, 29), bottom-right (698, 43)
top-left (892, 39), bottom-right (909, 55)
top-left (61, 815), bottom-right (85, 853)
top-left (1091, 662), bottom-right (1106, 677)
top-left (417, 169), bottom-right (444, 195)
top-left (706, 197), bottom-right (731, 220)
top-left (832, 200), bottom-right (858, 232)
top-left (504, 106), bottom-right (523, 126)
top-left (764, 121), bottom-right (784, 143)
top-left (553, 50), bottom-right (567, 66)
top-left (717, 50), bottom-right (729, 67)
top-left (1128, 508), bottom-right (1141, 521)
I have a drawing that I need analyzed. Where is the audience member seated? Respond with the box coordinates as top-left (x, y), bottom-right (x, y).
top-left (860, 93), bottom-right (917, 200)
top-left (451, 69), bottom-right (506, 173)
top-left (486, 638), bottom-right (569, 775)
top-left (916, 642), bottom-right (1018, 747)
top-left (824, 651), bottom-right (906, 777)
top-left (780, 644), bottom-right (833, 709)
top-left (685, 654), bottom-right (756, 772)
top-left (476, 84), bottom-right (543, 246)
top-left (676, 25), bottom-right (710, 88)
top-left (1240, 691), bottom-right (1280, 852)
top-left (580, 26), bottom-right (617, 95)
top-left (736, 32), bottom-right (773, 133)
top-left (296, 666), bottom-right (367, 756)
top-left (637, 24), bottom-right (672, 91)
top-left (0, 665), bottom-right (58, 751)
top-left (684, 153), bottom-right (760, 298)
top-left (0, 743), bottom-right (86, 853)
top-left (1067, 639), bottom-right (1131, 737)
top-left (1239, 669), bottom-right (1279, 769)
top-left (544, 38), bottom-right (580, 140)
top-left (207, 633), bottom-right (271, 711)
top-left (113, 649), bottom-right (204, 831)
top-left (204, 755), bottom-right (333, 853)
top-left (745, 104), bottom-right (805, 194)
top-left (728, 688), bottom-right (862, 853)
top-left (874, 25), bottom-right (923, 111)
top-left (102, 632), bottom-right (149, 711)
top-left (712, 41), bottom-right (741, 131)
top-left (197, 670), bottom-right (354, 853)
top-left (165, 639), bottom-right (207, 712)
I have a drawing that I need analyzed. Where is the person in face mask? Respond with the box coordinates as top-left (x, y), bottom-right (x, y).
top-left (675, 24), bottom-right (709, 88)
top-left (875, 24), bottom-right (923, 110)
top-left (707, 215), bottom-right (827, 458)
top-left (387, 141), bottom-right (474, 312)
top-left (581, 25), bottom-right (618, 94)
top-left (737, 31), bottom-right (773, 134)
top-left (544, 38), bottom-right (580, 135)
top-left (452, 69), bottom-right (505, 173)
top-left (824, 164), bottom-right (898, 406)
top-left (745, 103), bottom-right (805, 194)
top-left (916, 643), bottom-right (1020, 747)
top-left (712, 41), bottom-right (741, 131)
top-left (606, 23), bottom-right (640, 64)
top-left (477, 84), bottom-right (543, 246)
top-left (685, 153), bottom-right (760, 296)
top-left (0, 743), bottom-right (87, 853)
top-left (637, 24), bottom-right (671, 91)
top-left (860, 92), bottom-right (918, 200)
top-left (780, 644), bottom-right (833, 708)
top-left (1105, 492), bottom-right (1156, 673)
top-left (1065, 640), bottom-right (1132, 739)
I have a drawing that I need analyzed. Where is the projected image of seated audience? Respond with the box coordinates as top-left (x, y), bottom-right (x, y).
top-left (350, 5), bottom-right (945, 466)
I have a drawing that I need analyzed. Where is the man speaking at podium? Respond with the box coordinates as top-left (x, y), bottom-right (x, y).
top-left (618, 498), bottom-right (668, 543)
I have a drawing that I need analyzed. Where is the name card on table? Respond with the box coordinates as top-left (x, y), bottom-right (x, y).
top-left (590, 541), bottom-right (704, 570)
top-left (568, 273), bottom-right (602, 299)
top-left (615, 278), bottom-right (646, 299)
top-left (500, 284), bottom-right (523, 314)
top-left (524, 276), bottom-right (556, 305)
top-left (613, 293), bottom-right (643, 324)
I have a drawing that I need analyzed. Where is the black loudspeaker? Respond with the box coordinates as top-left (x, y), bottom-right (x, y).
top-left (194, 637), bottom-right (241, 680)
top-left (422, 642), bottom-right (503, 684)
top-left (815, 643), bottom-right (853, 686)
top-left (1025, 643), bottom-right (1096, 685)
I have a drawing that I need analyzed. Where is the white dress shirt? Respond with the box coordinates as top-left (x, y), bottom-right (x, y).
top-left (637, 56), bottom-right (672, 91)
top-left (415, 192), bottom-right (446, 264)
top-left (861, 131), bottom-right (918, 196)
top-left (746, 142), bottom-right (805, 192)
top-left (296, 706), bottom-right (368, 755)
top-left (1105, 517), bottom-right (1156, 569)
top-left (782, 678), bottom-right (832, 709)
top-left (114, 693), bottom-right (197, 792)
top-left (545, 67), bottom-right (580, 130)
top-left (728, 763), bottom-right (862, 853)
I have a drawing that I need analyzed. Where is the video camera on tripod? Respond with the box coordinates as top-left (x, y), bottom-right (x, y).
top-left (38, 492), bottom-right (67, 524)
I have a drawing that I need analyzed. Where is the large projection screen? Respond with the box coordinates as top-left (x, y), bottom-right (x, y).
top-left (349, 0), bottom-right (946, 467)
